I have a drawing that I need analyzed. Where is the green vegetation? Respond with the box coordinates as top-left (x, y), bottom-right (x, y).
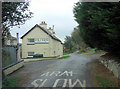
top-left (2, 2), bottom-right (33, 45)
top-left (96, 76), bottom-right (117, 87)
top-left (64, 53), bottom-right (70, 55)
top-left (64, 28), bottom-right (88, 53)
top-left (78, 51), bottom-right (87, 54)
top-left (63, 52), bottom-right (72, 55)
top-left (78, 48), bottom-right (96, 54)
top-left (60, 56), bottom-right (70, 59)
top-left (73, 2), bottom-right (120, 56)
top-left (87, 48), bottom-right (96, 53)
top-left (2, 77), bottom-right (21, 88)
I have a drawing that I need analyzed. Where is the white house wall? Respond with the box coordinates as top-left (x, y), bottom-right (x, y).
top-left (22, 26), bottom-right (63, 58)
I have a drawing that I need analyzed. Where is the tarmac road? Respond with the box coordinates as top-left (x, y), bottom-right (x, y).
top-left (11, 52), bottom-right (103, 88)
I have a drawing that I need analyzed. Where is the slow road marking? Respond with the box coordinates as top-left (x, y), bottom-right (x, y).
top-left (31, 79), bottom-right (47, 87)
top-left (31, 71), bottom-right (86, 88)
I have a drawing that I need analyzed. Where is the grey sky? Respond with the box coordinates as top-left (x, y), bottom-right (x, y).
top-left (10, 0), bottom-right (79, 43)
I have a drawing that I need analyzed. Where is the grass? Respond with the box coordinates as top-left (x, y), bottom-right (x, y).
top-left (88, 48), bottom-right (96, 52)
top-left (2, 76), bottom-right (21, 88)
top-left (96, 76), bottom-right (117, 87)
top-left (63, 53), bottom-right (70, 55)
top-left (59, 56), bottom-right (70, 59)
top-left (78, 48), bottom-right (96, 54)
top-left (78, 51), bottom-right (87, 54)
top-left (63, 52), bottom-right (72, 55)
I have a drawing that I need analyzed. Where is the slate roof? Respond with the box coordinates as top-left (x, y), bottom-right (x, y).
top-left (21, 24), bottom-right (63, 44)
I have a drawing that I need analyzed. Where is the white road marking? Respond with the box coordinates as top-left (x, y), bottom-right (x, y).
top-left (40, 72), bottom-right (49, 76)
top-left (40, 71), bottom-right (73, 77)
top-left (31, 79), bottom-right (47, 87)
top-left (39, 79), bottom-right (47, 87)
top-left (31, 79), bottom-right (41, 87)
top-left (53, 79), bottom-right (67, 87)
top-left (31, 71), bottom-right (86, 88)
top-left (59, 71), bottom-right (73, 76)
top-left (69, 79), bottom-right (86, 87)
top-left (31, 78), bottom-right (86, 87)
top-left (49, 71), bottom-right (61, 76)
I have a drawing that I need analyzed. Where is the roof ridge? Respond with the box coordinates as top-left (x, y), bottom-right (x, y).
top-left (21, 24), bottom-right (63, 44)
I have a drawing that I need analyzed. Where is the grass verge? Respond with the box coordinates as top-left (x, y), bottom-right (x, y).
top-left (87, 60), bottom-right (119, 87)
top-left (63, 52), bottom-right (72, 55)
top-left (78, 48), bottom-right (96, 54)
top-left (2, 76), bottom-right (21, 88)
top-left (78, 51), bottom-right (87, 54)
top-left (96, 76), bottom-right (117, 87)
top-left (59, 56), bottom-right (70, 59)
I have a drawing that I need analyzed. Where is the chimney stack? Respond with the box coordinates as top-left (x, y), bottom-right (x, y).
top-left (53, 32), bottom-right (55, 36)
top-left (40, 21), bottom-right (47, 29)
top-left (48, 27), bottom-right (53, 34)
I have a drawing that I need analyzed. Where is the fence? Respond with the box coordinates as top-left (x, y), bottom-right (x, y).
top-left (2, 45), bottom-right (17, 68)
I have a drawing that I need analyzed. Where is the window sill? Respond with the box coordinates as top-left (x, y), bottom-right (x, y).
top-left (27, 43), bottom-right (35, 45)
top-left (27, 56), bottom-right (34, 58)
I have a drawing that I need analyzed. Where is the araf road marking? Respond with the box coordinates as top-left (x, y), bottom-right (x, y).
top-left (40, 71), bottom-right (73, 77)
top-left (31, 79), bottom-right (47, 87)
top-left (53, 79), bottom-right (67, 87)
top-left (69, 79), bottom-right (86, 87)
top-left (59, 71), bottom-right (73, 76)
top-left (40, 72), bottom-right (49, 76)
top-left (49, 71), bottom-right (61, 76)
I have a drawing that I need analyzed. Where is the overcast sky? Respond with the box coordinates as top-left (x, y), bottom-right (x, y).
top-left (10, 0), bottom-right (79, 43)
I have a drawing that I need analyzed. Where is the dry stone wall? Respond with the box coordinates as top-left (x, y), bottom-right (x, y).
top-left (99, 56), bottom-right (120, 79)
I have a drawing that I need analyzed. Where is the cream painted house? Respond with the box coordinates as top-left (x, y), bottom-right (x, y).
top-left (21, 21), bottom-right (63, 58)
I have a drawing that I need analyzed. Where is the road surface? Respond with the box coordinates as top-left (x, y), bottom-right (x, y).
top-left (11, 52), bottom-right (103, 88)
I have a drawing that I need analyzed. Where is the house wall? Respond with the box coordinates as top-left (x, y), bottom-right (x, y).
top-left (22, 26), bottom-right (63, 58)
top-left (50, 39), bottom-right (63, 57)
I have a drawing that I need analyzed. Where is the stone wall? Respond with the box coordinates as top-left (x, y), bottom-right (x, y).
top-left (99, 55), bottom-right (120, 79)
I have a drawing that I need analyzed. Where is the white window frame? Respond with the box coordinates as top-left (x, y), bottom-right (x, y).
top-left (28, 52), bottom-right (34, 57)
top-left (34, 38), bottom-right (49, 43)
top-left (27, 38), bottom-right (35, 44)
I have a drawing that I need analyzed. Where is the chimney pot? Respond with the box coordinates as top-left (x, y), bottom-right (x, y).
top-left (40, 21), bottom-right (47, 29)
top-left (53, 32), bottom-right (55, 36)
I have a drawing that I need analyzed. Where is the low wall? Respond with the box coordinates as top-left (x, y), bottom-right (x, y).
top-left (3, 59), bottom-right (24, 76)
top-left (99, 56), bottom-right (120, 79)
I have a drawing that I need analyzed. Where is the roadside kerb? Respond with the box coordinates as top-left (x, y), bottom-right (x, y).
top-left (23, 57), bottom-right (61, 62)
